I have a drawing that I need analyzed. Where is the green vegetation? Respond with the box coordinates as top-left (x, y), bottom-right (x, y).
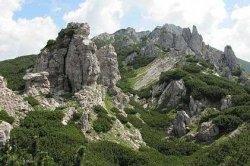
top-left (93, 105), bottom-right (114, 133)
top-left (45, 39), bottom-right (56, 48)
top-left (24, 96), bottom-right (40, 107)
top-left (0, 55), bottom-right (36, 91)
top-left (237, 58), bottom-right (250, 72)
top-left (58, 28), bottom-right (75, 38)
top-left (0, 109), bottom-right (15, 124)
top-left (213, 115), bottom-right (242, 133)
top-left (116, 114), bottom-right (128, 124)
top-left (0, 109), bottom-right (86, 165)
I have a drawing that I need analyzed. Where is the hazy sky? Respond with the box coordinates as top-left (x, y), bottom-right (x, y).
top-left (1, 0), bottom-right (250, 61)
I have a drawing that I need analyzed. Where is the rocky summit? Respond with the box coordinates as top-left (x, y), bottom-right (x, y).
top-left (0, 22), bottom-right (249, 165)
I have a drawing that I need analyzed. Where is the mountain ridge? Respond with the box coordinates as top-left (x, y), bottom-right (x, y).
top-left (0, 22), bottom-right (250, 165)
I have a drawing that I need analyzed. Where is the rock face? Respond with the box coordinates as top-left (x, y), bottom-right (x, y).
top-left (158, 79), bottom-right (186, 108)
top-left (221, 95), bottom-right (232, 110)
top-left (96, 45), bottom-right (121, 87)
top-left (66, 34), bottom-right (100, 92)
top-left (188, 96), bottom-right (205, 117)
top-left (0, 76), bottom-right (32, 123)
top-left (62, 107), bottom-right (77, 126)
top-left (23, 72), bottom-right (50, 96)
top-left (81, 113), bottom-right (89, 131)
top-left (34, 23), bottom-right (101, 93)
top-left (0, 121), bottom-right (13, 145)
top-left (196, 121), bottom-right (219, 142)
top-left (172, 111), bottom-right (191, 137)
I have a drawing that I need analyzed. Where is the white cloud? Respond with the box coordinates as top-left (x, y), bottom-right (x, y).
top-left (0, 0), bottom-right (58, 60)
top-left (63, 0), bottom-right (124, 36)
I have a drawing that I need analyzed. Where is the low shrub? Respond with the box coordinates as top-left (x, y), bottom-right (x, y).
top-left (0, 109), bottom-right (15, 124)
top-left (124, 108), bottom-right (137, 115)
top-left (159, 69), bottom-right (187, 84)
top-left (24, 96), bottom-right (40, 107)
top-left (93, 105), bottom-right (113, 133)
top-left (116, 114), bottom-right (128, 124)
top-left (212, 115), bottom-right (242, 133)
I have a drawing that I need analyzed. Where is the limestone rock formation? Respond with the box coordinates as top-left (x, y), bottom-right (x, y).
top-left (81, 113), bottom-right (89, 131)
top-left (23, 72), bottom-right (50, 97)
top-left (172, 111), bottom-right (191, 137)
top-left (66, 34), bottom-right (100, 92)
top-left (96, 45), bottom-right (121, 87)
top-left (196, 121), bottom-right (219, 142)
top-left (34, 22), bottom-right (100, 93)
top-left (158, 79), bottom-right (186, 108)
top-left (0, 121), bottom-right (12, 145)
top-left (0, 76), bottom-right (32, 123)
top-left (221, 95), bottom-right (232, 110)
top-left (188, 96), bottom-right (205, 117)
top-left (62, 107), bottom-right (77, 125)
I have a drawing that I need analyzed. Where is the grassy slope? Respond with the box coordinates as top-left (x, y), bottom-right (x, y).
top-left (237, 58), bottom-right (250, 72)
top-left (0, 55), bottom-right (36, 91)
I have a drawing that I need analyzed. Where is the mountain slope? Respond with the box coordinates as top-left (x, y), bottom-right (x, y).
top-left (0, 55), bottom-right (36, 91)
top-left (238, 58), bottom-right (250, 72)
top-left (0, 22), bottom-right (250, 165)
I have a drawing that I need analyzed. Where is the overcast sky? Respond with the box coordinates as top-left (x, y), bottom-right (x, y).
top-left (0, 0), bottom-right (250, 61)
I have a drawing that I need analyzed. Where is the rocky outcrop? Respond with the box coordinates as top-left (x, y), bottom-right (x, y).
top-left (189, 26), bottom-right (203, 55)
top-left (221, 95), bottom-right (232, 110)
top-left (81, 113), bottom-right (89, 131)
top-left (96, 45), bottom-right (121, 87)
top-left (0, 121), bottom-right (13, 145)
top-left (34, 23), bottom-right (100, 93)
top-left (196, 121), bottom-right (219, 142)
top-left (172, 111), bottom-right (191, 137)
top-left (0, 76), bottom-right (32, 123)
top-left (152, 82), bottom-right (167, 97)
top-left (188, 96), bottom-right (205, 117)
top-left (23, 72), bottom-right (50, 97)
top-left (74, 85), bottom-right (105, 110)
top-left (62, 107), bottom-right (77, 125)
top-left (158, 79), bottom-right (186, 108)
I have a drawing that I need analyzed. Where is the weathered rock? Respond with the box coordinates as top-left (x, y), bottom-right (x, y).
top-left (62, 107), bottom-right (77, 125)
top-left (223, 45), bottom-right (237, 72)
top-left (0, 121), bottom-right (12, 145)
top-left (196, 121), bottom-right (219, 142)
top-left (158, 79), bottom-right (186, 108)
top-left (229, 128), bottom-right (241, 138)
top-left (221, 95), bottom-right (232, 110)
top-left (0, 76), bottom-right (32, 123)
top-left (189, 26), bottom-right (203, 55)
top-left (125, 52), bottom-right (138, 64)
top-left (96, 45), bottom-right (121, 87)
top-left (34, 22), bottom-right (100, 93)
top-left (74, 85), bottom-right (105, 110)
top-left (188, 96), bottom-right (205, 117)
top-left (23, 72), bottom-right (50, 97)
top-left (81, 113), bottom-right (89, 131)
top-left (66, 35), bottom-right (100, 92)
top-left (152, 82), bottom-right (167, 97)
top-left (172, 111), bottom-right (191, 137)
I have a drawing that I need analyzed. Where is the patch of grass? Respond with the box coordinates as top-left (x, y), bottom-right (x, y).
top-left (0, 109), bottom-right (15, 124)
top-left (24, 96), bottom-right (40, 107)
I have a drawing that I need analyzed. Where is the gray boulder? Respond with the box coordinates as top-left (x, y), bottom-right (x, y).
top-left (172, 111), bottom-right (191, 137)
top-left (96, 45), bottom-right (121, 87)
top-left (188, 96), bottom-right (205, 117)
top-left (23, 72), bottom-right (50, 97)
top-left (0, 121), bottom-right (12, 145)
top-left (221, 95), bottom-right (232, 110)
top-left (158, 79), bottom-right (186, 108)
top-left (196, 121), bottom-right (219, 142)
top-left (81, 113), bottom-right (89, 131)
